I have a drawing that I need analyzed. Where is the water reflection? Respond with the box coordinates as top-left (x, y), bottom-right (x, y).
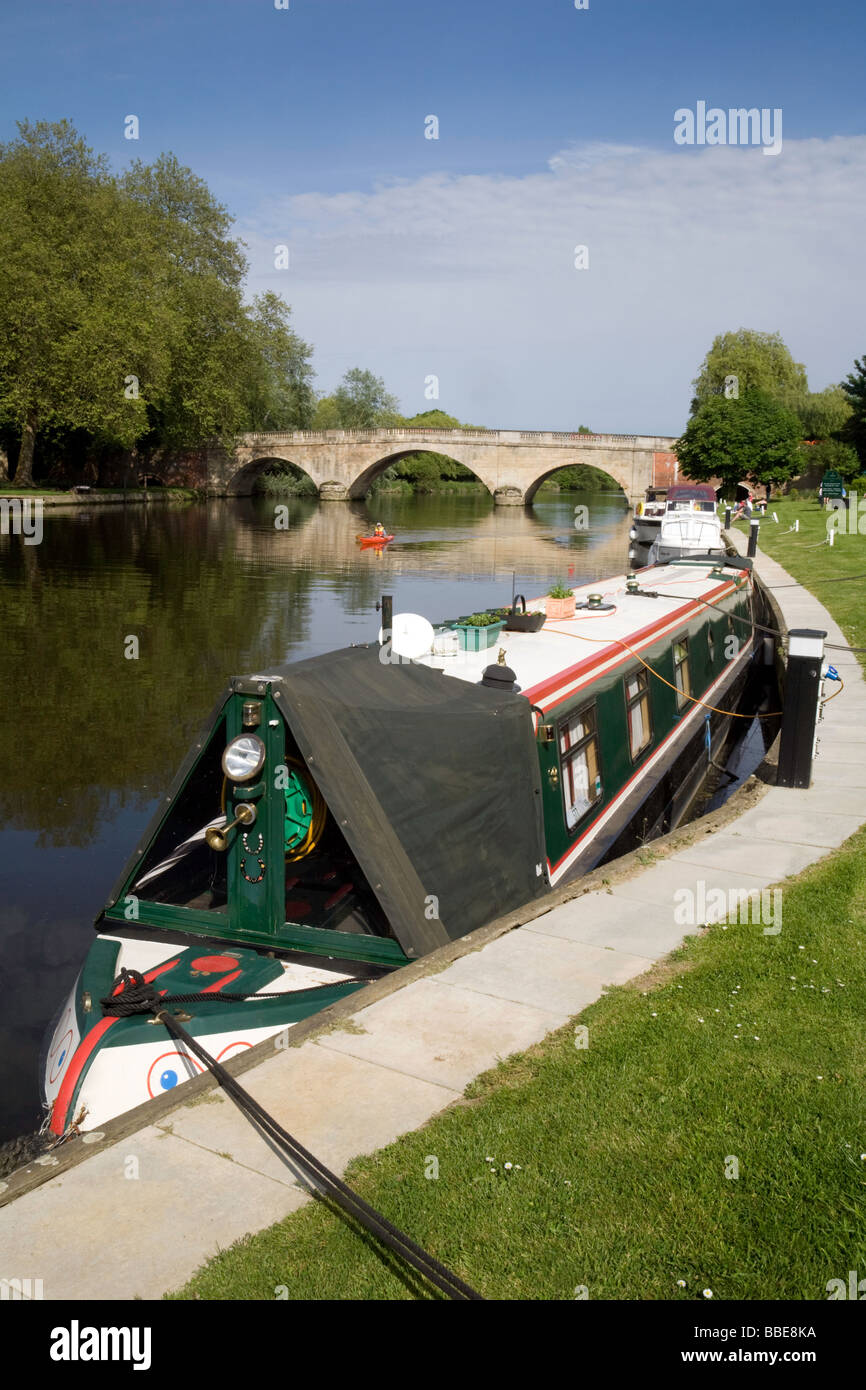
top-left (0, 490), bottom-right (629, 1138)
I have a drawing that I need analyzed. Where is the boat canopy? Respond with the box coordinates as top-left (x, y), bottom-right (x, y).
top-left (666, 484), bottom-right (717, 502)
top-left (266, 645), bottom-right (547, 956)
top-left (104, 644), bottom-right (548, 962)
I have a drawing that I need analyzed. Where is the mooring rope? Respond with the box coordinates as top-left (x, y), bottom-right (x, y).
top-left (100, 969), bottom-right (483, 1302)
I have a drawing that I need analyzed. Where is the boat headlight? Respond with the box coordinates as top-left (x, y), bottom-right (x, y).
top-left (222, 734), bottom-right (266, 782)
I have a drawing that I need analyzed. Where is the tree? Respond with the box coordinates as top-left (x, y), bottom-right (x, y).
top-left (331, 368), bottom-right (400, 428)
top-left (310, 395), bottom-right (342, 430)
top-left (120, 152), bottom-right (253, 457)
top-left (0, 121), bottom-right (163, 484)
top-left (795, 385), bottom-right (852, 440)
top-left (690, 330), bottom-right (808, 416)
top-left (841, 355), bottom-right (866, 468)
top-left (675, 391), bottom-right (803, 493)
top-left (797, 438), bottom-right (861, 483)
top-left (0, 126), bottom-right (269, 485)
top-left (238, 292), bottom-right (315, 431)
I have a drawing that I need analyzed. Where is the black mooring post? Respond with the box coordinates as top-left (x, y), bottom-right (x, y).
top-left (724, 506), bottom-right (732, 529)
top-left (380, 593), bottom-right (393, 647)
top-left (777, 629), bottom-right (827, 788)
top-left (747, 520), bottom-right (760, 557)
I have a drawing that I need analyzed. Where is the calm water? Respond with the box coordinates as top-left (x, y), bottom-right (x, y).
top-left (0, 490), bottom-right (631, 1141)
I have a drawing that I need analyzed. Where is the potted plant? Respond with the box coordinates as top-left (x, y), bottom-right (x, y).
top-left (545, 583), bottom-right (576, 620)
top-left (452, 611), bottom-right (507, 652)
top-left (505, 594), bottom-right (546, 632)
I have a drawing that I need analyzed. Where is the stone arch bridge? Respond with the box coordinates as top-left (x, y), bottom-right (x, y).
top-left (205, 428), bottom-right (679, 505)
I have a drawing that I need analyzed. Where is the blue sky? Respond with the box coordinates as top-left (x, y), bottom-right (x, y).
top-left (1, 0), bottom-right (864, 434)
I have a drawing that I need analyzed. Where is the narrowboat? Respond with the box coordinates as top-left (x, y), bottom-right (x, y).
top-left (43, 555), bottom-right (757, 1136)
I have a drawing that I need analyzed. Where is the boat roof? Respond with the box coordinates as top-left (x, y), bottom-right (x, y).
top-left (419, 559), bottom-right (750, 711)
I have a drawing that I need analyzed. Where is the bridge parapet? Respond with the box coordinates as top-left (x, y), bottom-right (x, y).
top-left (238, 427), bottom-right (647, 448)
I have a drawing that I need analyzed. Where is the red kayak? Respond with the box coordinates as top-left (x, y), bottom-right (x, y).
top-left (358, 534), bottom-right (394, 547)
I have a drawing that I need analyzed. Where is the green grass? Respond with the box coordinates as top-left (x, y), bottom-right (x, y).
top-left (167, 491), bottom-right (866, 1301)
top-left (169, 828), bottom-right (866, 1301)
top-left (731, 493), bottom-right (866, 669)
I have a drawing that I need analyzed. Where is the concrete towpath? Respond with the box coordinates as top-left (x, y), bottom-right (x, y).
top-left (2, 532), bottom-right (864, 1300)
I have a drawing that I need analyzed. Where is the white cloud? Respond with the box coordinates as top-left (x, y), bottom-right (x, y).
top-left (240, 136), bottom-right (866, 434)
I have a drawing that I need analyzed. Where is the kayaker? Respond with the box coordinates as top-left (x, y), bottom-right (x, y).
top-left (374, 522), bottom-right (386, 537)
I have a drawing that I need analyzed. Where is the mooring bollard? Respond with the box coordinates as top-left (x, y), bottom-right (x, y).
top-left (724, 506), bottom-right (732, 529)
top-left (380, 593), bottom-right (393, 647)
top-left (777, 629), bottom-right (827, 788)
top-left (747, 520), bottom-right (760, 557)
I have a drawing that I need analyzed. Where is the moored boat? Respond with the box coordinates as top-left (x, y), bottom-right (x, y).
top-left (43, 554), bottom-right (758, 1135)
top-left (630, 487), bottom-right (668, 545)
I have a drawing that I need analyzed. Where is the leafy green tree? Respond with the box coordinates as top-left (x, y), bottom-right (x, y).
top-left (120, 152), bottom-right (252, 459)
top-left (676, 391), bottom-right (802, 493)
top-left (797, 438), bottom-right (861, 483)
top-left (0, 121), bottom-right (166, 484)
top-left (795, 385), bottom-right (852, 441)
top-left (0, 126), bottom-right (282, 484)
top-left (238, 292), bottom-right (315, 431)
top-left (401, 409), bottom-right (462, 429)
top-left (331, 368), bottom-right (400, 427)
top-left (690, 330), bottom-right (808, 417)
top-left (310, 395), bottom-right (342, 430)
top-left (841, 355), bottom-right (866, 468)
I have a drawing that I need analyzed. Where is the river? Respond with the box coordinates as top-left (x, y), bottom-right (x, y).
top-left (0, 489), bottom-right (632, 1141)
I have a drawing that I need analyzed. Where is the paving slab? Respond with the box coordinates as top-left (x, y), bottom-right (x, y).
top-left (610, 858), bottom-right (781, 910)
top-left (524, 890), bottom-right (691, 959)
top-left (0, 1124), bottom-right (310, 1301)
top-left (765, 784), bottom-right (866, 817)
top-left (165, 1038), bottom-right (460, 1187)
top-left (810, 758), bottom-right (866, 789)
top-left (722, 806), bottom-right (863, 849)
top-left (317, 977), bottom-right (568, 1091)
top-left (667, 831), bottom-right (826, 879)
top-left (430, 929), bottom-right (652, 1014)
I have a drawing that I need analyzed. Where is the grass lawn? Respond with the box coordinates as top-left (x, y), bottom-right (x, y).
top-left (170, 829), bottom-right (866, 1301)
top-left (731, 494), bottom-right (866, 670)
top-left (167, 490), bottom-right (866, 1302)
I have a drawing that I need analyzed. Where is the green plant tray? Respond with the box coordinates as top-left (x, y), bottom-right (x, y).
top-left (452, 620), bottom-right (506, 651)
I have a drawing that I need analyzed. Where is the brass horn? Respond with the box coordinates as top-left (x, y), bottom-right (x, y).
top-left (205, 802), bottom-right (256, 853)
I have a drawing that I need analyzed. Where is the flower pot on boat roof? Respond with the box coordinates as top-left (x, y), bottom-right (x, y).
top-left (452, 613), bottom-right (506, 651)
top-left (545, 585), bottom-right (576, 620)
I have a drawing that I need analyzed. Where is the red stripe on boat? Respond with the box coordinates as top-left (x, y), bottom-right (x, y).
top-left (200, 969), bottom-right (243, 994)
top-left (49, 957), bottom-right (182, 1135)
top-left (522, 579), bottom-right (740, 706)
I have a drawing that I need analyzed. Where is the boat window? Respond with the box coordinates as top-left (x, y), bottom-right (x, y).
top-left (558, 703), bottom-right (602, 829)
top-left (708, 627), bottom-right (715, 664)
top-left (625, 670), bottom-right (652, 758)
top-left (673, 639), bottom-right (691, 709)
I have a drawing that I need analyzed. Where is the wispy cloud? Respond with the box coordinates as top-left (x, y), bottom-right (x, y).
top-left (240, 137), bottom-right (866, 433)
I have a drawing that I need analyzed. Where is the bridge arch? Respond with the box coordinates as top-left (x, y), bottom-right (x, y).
top-left (226, 454), bottom-right (317, 497)
top-left (348, 448), bottom-right (494, 500)
top-left (523, 461), bottom-right (631, 505)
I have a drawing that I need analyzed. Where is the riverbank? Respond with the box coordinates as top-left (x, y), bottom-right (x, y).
top-left (0, 487), bottom-right (200, 507)
top-left (1, 524), bottom-right (863, 1300)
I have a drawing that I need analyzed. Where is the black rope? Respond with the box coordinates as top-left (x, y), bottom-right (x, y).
top-left (101, 969), bottom-right (483, 1301)
top-left (652, 587), bottom-right (866, 655)
top-left (100, 970), bottom-right (342, 1017)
